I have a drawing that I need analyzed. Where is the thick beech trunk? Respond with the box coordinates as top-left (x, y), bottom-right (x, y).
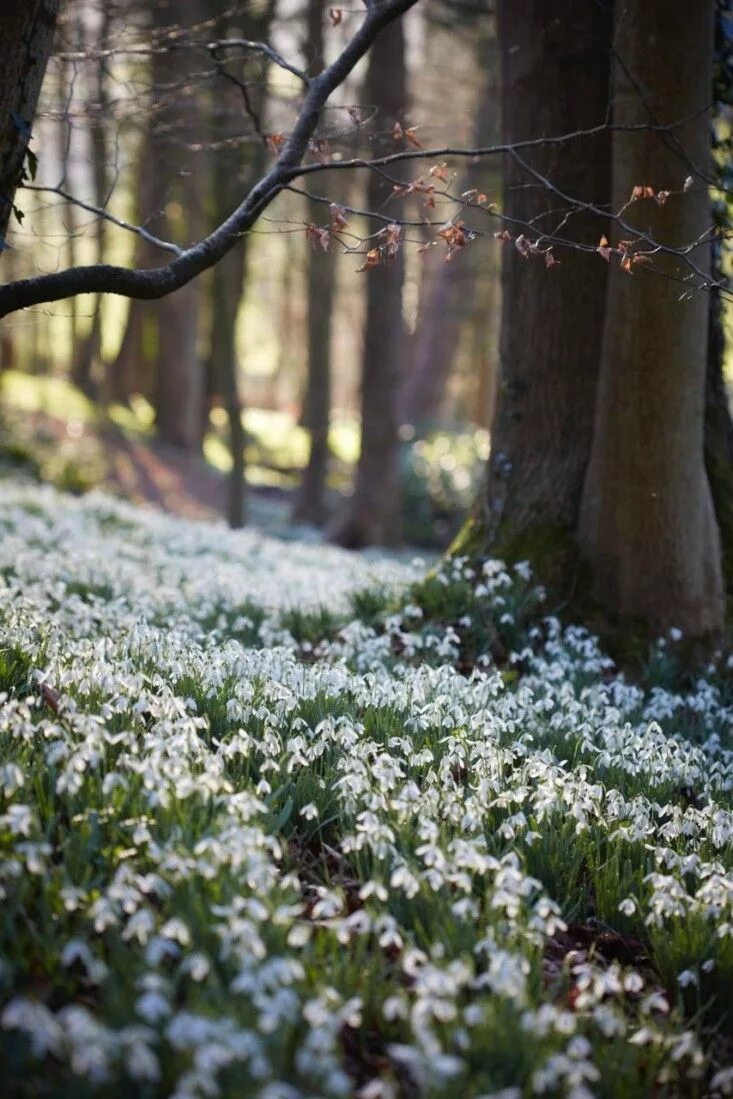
top-left (0, 1), bottom-right (59, 245)
top-left (479, 0), bottom-right (612, 553)
top-left (577, 0), bottom-right (723, 636)
top-left (331, 20), bottom-right (408, 548)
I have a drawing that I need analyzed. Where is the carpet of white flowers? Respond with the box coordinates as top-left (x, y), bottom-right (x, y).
top-left (1, 480), bottom-right (733, 1098)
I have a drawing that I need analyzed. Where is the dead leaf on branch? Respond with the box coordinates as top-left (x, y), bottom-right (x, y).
top-left (328, 7), bottom-right (342, 26)
top-left (597, 235), bottom-right (612, 262)
top-left (429, 162), bottom-right (450, 182)
top-left (265, 132), bottom-right (286, 156)
top-left (391, 122), bottom-right (422, 148)
top-left (356, 248), bottom-right (381, 272)
top-left (306, 223), bottom-right (330, 252)
top-left (438, 220), bottom-right (467, 261)
top-left (329, 204), bottom-right (348, 232)
top-left (309, 138), bottom-right (331, 165)
top-left (630, 184), bottom-right (656, 202)
top-left (462, 188), bottom-right (492, 207)
top-left (545, 249), bottom-right (560, 268)
top-left (381, 222), bottom-right (402, 259)
top-left (392, 177), bottom-right (436, 210)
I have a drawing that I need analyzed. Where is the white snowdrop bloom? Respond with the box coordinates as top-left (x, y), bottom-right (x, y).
top-left (58, 1005), bottom-right (114, 1082)
top-left (2, 997), bottom-right (64, 1056)
top-left (160, 917), bottom-right (192, 946)
top-left (3, 480), bottom-right (733, 1093)
top-left (0, 762), bottom-right (24, 796)
top-left (60, 939), bottom-right (108, 984)
top-left (136, 989), bottom-right (172, 1025)
top-left (357, 1079), bottom-right (398, 1099)
top-left (0, 803), bottom-right (35, 836)
top-left (711, 1066), bottom-right (733, 1095)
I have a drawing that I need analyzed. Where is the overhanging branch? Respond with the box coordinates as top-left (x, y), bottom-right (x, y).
top-left (0, 0), bottom-right (418, 320)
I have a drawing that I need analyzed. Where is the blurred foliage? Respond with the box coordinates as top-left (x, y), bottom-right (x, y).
top-left (400, 428), bottom-right (490, 548)
top-left (0, 405), bottom-right (107, 493)
top-left (0, 371), bottom-right (489, 547)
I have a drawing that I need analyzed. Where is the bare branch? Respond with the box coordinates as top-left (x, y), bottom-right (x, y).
top-left (20, 183), bottom-right (184, 257)
top-left (0, 0), bottom-right (419, 320)
top-left (54, 38), bottom-right (309, 85)
top-left (206, 39), bottom-right (309, 86)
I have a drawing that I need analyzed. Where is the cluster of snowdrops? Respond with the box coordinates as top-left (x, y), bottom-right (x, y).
top-left (1, 479), bottom-right (733, 1098)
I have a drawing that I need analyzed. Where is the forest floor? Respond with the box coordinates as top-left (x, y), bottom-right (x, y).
top-left (1, 478), bottom-right (733, 1097)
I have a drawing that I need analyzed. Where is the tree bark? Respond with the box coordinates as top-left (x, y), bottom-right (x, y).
top-left (151, 0), bottom-right (205, 452)
top-left (705, 277), bottom-right (733, 599)
top-left (72, 4), bottom-right (111, 397)
top-left (402, 30), bottom-right (499, 433)
top-left (331, 19), bottom-right (408, 548)
top-left (474, 0), bottom-right (611, 557)
top-left (0, 1), bottom-right (59, 245)
top-left (210, 239), bottom-right (247, 528)
top-left (577, 0), bottom-right (723, 636)
top-left (293, 0), bottom-right (337, 526)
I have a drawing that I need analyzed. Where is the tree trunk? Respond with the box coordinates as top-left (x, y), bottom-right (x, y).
top-left (294, 0), bottom-right (337, 525)
top-left (210, 242), bottom-right (247, 528)
top-left (402, 30), bottom-right (499, 433)
top-left (151, 0), bottom-right (205, 452)
top-left (294, 205), bottom-right (337, 523)
top-left (330, 19), bottom-right (408, 548)
top-left (577, 0), bottom-right (723, 636)
top-left (72, 4), bottom-right (111, 397)
top-left (705, 277), bottom-right (733, 598)
top-left (0, 1), bottom-right (59, 245)
top-left (468, 0), bottom-right (611, 563)
top-left (203, 0), bottom-right (272, 525)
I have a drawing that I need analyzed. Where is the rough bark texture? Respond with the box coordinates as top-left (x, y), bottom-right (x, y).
top-left (293, 0), bottom-right (336, 525)
top-left (331, 20), bottom-right (408, 547)
top-left (578, 0), bottom-right (723, 636)
top-left (479, 0), bottom-right (612, 551)
top-left (0, 0), bottom-right (59, 244)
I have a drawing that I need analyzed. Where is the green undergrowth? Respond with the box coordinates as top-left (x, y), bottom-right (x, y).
top-left (2, 486), bottom-right (733, 1096)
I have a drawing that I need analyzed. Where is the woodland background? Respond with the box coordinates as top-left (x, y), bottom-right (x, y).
top-left (0, 0), bottom-right (503, 550)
